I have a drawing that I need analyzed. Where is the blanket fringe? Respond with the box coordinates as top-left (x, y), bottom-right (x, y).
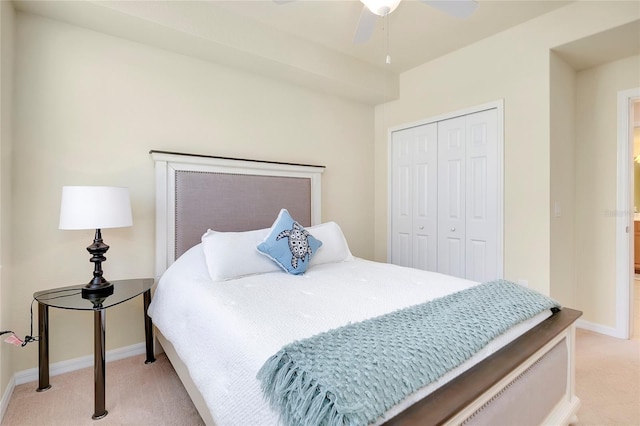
top-left (258, 350), bottom-right (348, 426)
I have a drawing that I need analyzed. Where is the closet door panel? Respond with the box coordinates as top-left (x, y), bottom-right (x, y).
top-left (437, 117), bottom-right (466, 278)
top-left (395, 232), bottom-right (411, 267)
top-left (391, 128), bottom-right (414, 267)
top-left (468, 239), bottom-right (488, 280)
top-left (465, 109), bottom-right (498, 281)
top-left (446, 237), bottom-right (464, 278)
top-left (413, 124), bottom-right (438, 271)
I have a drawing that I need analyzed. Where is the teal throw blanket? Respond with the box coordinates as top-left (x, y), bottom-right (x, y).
top-left (257, 280), bottom-right (560, 426)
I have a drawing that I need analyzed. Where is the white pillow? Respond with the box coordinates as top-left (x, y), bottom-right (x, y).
top-left (307, 221), bottom-right (353, 266)
top-left (201, 221), bottom-right (352, 281)
top-left (201, 228), bottom-right (281, 281)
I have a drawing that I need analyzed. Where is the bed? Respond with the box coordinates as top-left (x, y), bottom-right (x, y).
top-left (148, 150), bottom-right (582, 426)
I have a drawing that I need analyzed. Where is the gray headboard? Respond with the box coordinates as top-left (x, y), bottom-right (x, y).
top-left (151, 151), bottom-right (325, 279)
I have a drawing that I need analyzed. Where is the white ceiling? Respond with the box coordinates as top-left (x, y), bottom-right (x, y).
top-left (553, 19), bottom-right (640, 71)
top-left (211, 0), bottom-right (572, 73)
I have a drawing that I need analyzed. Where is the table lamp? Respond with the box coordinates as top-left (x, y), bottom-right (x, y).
top-left (59, 186), bottom-right (133, 296)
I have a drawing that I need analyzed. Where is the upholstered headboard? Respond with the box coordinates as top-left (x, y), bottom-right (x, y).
top-left (151, 151), bottom-right (325, 279)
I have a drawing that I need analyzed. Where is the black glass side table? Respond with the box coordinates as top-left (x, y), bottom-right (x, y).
top-left (34, 278), bottom-right (156, 420)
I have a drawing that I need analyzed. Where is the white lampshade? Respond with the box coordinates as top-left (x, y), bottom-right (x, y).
top-left (361, 0), bottom-right (402, 16)
top-left (59, 186), bottom-right (133, 230)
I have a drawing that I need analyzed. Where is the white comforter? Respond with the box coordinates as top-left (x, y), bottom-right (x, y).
top-left (148, 244), bottom-right (550, 426)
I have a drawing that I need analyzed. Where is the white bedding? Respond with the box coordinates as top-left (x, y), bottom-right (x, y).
top-left (148, 244), bottom-right (551, 426)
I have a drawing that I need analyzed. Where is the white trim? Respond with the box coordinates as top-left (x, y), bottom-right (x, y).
top-left (616, 88), bottom-right (640, 340)
top-left (576, 319), bottom-right (621, 339)
top-left (13, 342), bottom-right (146, 386)
top-left (154, 157), bottom-right (169, 282)
top-left (387, 100), bottom-right (504, 134)
top-left (0, 375), bottom-right (15, 424)
top-left (386, 126), bottom-right (393, 263)
top-left (496, 102), bottom-right (505, 278)
top-left (386, 100), bottom-right (505, 278)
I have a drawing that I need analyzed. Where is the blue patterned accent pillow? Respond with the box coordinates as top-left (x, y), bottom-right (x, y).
top-left (257, 209), bottom-right (322, 275)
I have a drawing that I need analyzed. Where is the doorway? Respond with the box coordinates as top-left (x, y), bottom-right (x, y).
top-left (617, 88), bottom-right (640, 339)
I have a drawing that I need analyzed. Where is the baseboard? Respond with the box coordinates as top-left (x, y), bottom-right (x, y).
top-left (576, 319), bottom-right (625, 339)
top-left (14, 342), bottom-right (146, 386)
top-left (0, 374), bottom-right (15, 424)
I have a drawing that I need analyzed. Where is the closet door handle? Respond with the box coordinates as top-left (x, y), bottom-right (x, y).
top-left (419, 226), bottom-right (424, 230)
top-left (450, 227), bottom-right (456, 232)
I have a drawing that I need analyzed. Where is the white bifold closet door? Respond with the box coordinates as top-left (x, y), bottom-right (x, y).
top-left (390, 108), bottom-right (498, 282)
top-left (390, 123), bottom-right (438, 270)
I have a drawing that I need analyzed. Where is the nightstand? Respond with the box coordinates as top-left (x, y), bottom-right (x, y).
top-left (34, 278), bottom-right (155, 420)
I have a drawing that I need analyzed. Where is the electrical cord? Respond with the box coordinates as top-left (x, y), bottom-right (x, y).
top-left (1, 288), bottom-right (80, 347)
top-left (0, 329), bottom-right (36, 347)
top-left (1, 299), bottom-right (40, 346)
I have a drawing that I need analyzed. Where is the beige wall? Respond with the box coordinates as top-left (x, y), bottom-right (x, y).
top-left (0, 0), bottom-right (15, 402)
top-left (374, 2), bottom-right (640, 300)
top-left (10, 12), bottom-right (375, 372)
top-left (575, 54), bottom-right (640, 327)
top-left (550, 51), bottom-right (576, 308)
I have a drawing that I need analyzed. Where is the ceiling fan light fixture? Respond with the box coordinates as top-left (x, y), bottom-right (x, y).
top-left (360, 0), bottom-right (402, 16)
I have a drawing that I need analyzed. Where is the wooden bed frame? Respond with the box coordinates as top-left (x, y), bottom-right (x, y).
top-left (150, 150), bottom-right (582, 426)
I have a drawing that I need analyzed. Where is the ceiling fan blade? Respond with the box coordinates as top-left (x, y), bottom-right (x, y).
top-left (353, 5), bottom-right (378, 44)
top-left (420, 0), bottom-right (478, 19)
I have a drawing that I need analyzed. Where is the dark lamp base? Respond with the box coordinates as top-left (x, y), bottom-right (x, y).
top-left (82, 284), bottom-right (114, 308)
top-left (83, 228), bottom-right (115, 301)
top-left (81, 282), bottom-right (114, 297)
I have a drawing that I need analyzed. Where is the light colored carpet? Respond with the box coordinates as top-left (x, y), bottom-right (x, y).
top-left (572, 329), bottom-right (640, 426)
top-left (1, 353), bottom-right (204, 426)
top-left (570, 280), bottom-right (640, 426)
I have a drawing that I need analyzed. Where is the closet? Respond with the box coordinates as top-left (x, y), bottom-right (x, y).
top-left (389, 107), bottom-right (501, 282)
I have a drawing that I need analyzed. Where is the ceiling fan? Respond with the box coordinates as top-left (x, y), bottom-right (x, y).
top-left (354, 0), bottom-right (478, 43)
top-left (275, 0), bottom-right (478, 44)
